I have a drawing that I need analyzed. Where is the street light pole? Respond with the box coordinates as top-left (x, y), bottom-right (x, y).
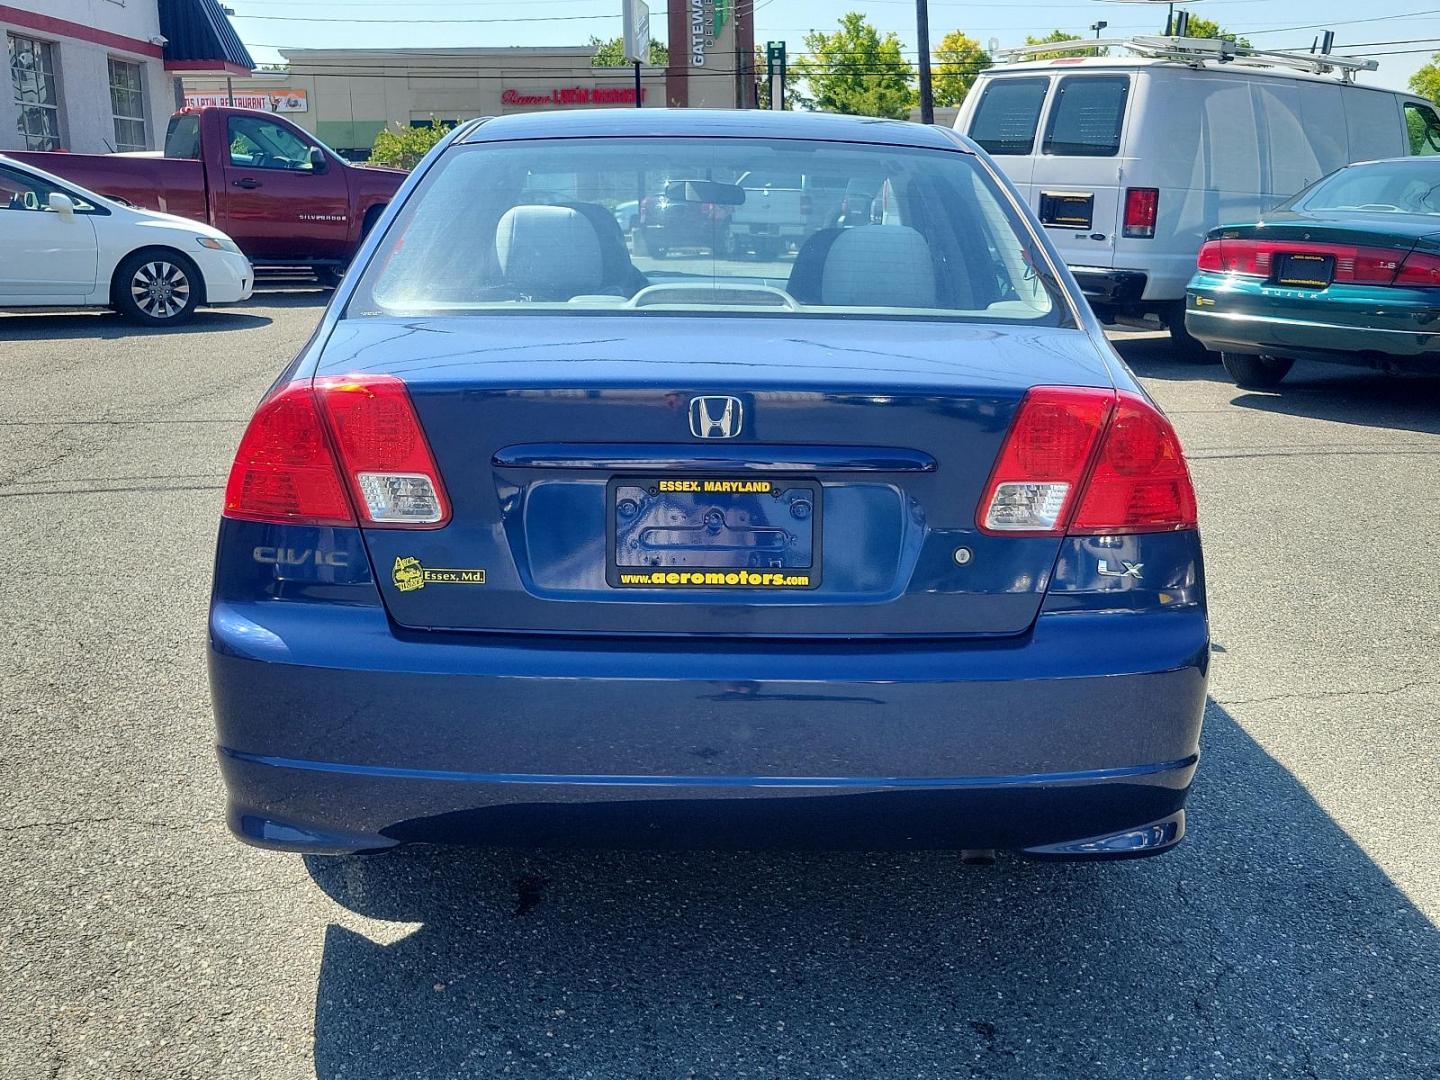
top-left (916, 0), bottom-right (933, 124)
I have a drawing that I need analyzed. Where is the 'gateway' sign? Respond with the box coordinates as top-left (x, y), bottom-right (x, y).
top-left (501, 86), bottom-right (646, 107)
top-left (690, 0), bottom-right (731, 67)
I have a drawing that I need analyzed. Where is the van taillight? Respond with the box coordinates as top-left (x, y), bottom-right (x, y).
top-left (978, 387), bottom-right (1197, 536)
top-left (1122, 187), bottom-right (1159, 239)
top-left (1195, 238), bottom-right (1435, 286)
top-left (223, 375), bottom-right (449, 528)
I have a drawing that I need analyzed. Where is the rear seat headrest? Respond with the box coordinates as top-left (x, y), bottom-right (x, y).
top-left (820, 225), bottom-right (937, 309)
top-left (495, 205), bottom-right (604, 299)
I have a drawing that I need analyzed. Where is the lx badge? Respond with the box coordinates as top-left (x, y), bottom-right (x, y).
top-left (1098, 560), bottom-right (1143, 580)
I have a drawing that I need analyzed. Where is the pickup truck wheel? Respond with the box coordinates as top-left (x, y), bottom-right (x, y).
top-left (113, 250), bottom-right (201, 326)
top-left (313, 265), bottom-right (344, 289)
top-left (1221, 353), bottom-right (1293, 390)
top-left (752, 237), bottom-right (781, 261)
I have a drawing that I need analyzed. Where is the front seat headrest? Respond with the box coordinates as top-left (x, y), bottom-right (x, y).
top-left (819, 225), bottom-right (937, 309)
top-left (495, 205), bottom-right (604, 299)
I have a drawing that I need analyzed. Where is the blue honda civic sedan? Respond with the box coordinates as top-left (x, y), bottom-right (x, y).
top-left (210, 110), bottom-right (1207, 860)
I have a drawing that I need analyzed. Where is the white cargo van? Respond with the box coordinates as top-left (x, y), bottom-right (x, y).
top-left (955, 36), bottom-right (1440, 354)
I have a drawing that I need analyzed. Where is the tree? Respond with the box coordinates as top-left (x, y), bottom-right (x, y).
top-left (1180, 16), bottom-right (1251, 49)
top-left (588, 35), bottom-right (668, 67)
top-left (931, 30), bottom-right (991, 107)
top-left (1023, 30), bottom-right (1090, 61)
top-left (1410, 53), bottom-right (1440, 104)
top-left (791, 12), bottom-right (915, 120)
top-left (369, 119), bottom-right (450, 170)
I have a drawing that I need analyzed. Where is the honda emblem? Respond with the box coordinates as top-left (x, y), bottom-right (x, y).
top-left (689, 396), bottom-right (743, 439)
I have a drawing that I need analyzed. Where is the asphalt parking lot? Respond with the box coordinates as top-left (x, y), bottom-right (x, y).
top-left (2, 286), bottom-right (1437, 1079)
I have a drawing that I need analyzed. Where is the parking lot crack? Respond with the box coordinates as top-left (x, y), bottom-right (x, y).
top-left (0, 815), bottom-right (221, 834)
top-left (1218, 680), bottom-right (1427, 708)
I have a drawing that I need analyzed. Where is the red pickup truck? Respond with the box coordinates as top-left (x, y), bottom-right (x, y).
top-left (10, 107), bottom-right (405, 283)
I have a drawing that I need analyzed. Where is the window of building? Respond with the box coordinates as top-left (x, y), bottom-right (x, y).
top-left (108, 57), bottom-right (147, 152)
top-left (8, 33), bottom-right (62, 151)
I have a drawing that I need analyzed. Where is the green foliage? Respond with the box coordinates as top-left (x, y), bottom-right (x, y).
top-left (932, 30), bottom-right (992, 107)
top-left (588, 35), bottom-right (668, 67)
top-left (1180, 16), bottom-right (1252, 49)
top-left (1410, 54), bottom-right (1440, 104)
top-left (1023, 30), bottom-right (1090, 61)
top-left (791, 12), bottom-right (915, 119)
top-left (369, 119), bottom-right (450, 171)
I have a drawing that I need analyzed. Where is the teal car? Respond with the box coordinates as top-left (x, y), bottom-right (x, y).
top-left (1185, 158), bottom-right (1440, 388)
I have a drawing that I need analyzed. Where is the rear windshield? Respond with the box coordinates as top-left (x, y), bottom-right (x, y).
top-left (1042, 75), bottom-right (1129, 157)
top-left (347, 137), bottom-right (1067, 325)
top-left (1292, 161), bottom-right (1440, 215)
top-left (969, 78), bottom-right (1049, 155)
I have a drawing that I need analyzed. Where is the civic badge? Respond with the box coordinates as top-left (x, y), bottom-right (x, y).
top-left (689, 396), bottom-right (743, 439)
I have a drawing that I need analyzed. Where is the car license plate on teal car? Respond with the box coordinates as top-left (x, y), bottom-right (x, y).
top-left (608, 477), bottom-right (821, 589)
top-left (1277, 252), bottom-right (1335, 288)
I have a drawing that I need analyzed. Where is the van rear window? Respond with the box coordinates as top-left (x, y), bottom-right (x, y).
top-left (969, 78), bottom-right (1049, 155)
top-left (1043, 76), bottom-right (1129, 157)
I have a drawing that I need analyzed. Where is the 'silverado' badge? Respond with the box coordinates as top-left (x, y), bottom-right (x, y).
top-left (392, 556), bottom-right (486, 592)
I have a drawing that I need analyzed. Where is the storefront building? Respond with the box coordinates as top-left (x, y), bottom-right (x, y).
top-left (184, 48), bottom-right (672, 160)
top-left (2, 0), bottom-right (251, 154)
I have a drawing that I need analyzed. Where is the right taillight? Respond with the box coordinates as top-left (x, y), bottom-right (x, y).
top-left (1070, 392), bottom-right (1197, 534)
top-left (978, 387), bottom-right (1197, 536)
top-left (977, 387), bottom-right (1114, 535)
top-left (1394, 249), bottom-right (1440, 287)
top-left (1122, 187), bottom-right (1159, 239)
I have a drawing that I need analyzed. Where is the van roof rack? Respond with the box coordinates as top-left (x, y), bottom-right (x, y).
top-left (999, 35), bottom-right (1379, 83)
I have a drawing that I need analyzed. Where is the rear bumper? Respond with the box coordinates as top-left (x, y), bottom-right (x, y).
top-left (1185, 275), bottom-right (1440, 370)
top-left (1069, 267), bottom-right (1148, 315)
top-left (210, 602), bottom-right (1209, 858)
top-left (1185, 307), bottom-right (1440, 370)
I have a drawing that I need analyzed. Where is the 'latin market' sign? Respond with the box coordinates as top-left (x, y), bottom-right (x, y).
top-left (501, 86), bottom-right (646, 107)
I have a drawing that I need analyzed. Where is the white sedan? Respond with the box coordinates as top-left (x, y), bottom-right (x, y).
top-left (0, 154), bottom-right (253, 325)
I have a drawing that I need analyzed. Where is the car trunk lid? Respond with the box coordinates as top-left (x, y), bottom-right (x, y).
top-left (317, 316), bottom-right (1114, 638)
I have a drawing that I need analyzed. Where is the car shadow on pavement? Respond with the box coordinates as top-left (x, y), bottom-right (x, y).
top-left (0, 310), bottom-right (271, 339)
top-left (1228, 366), bottom-right (1440, 437)
top-left (304, 701), bottom-right (1439, 1078)
top-left (1107, 333), bottom-right (1232, 384)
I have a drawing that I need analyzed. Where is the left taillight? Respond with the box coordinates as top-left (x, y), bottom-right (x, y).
top-left (222, 375), bottom-right (449, 528)
top-left (223, 382), bottom-right (356, 527)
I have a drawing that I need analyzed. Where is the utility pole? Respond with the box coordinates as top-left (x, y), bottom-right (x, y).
top-left (916, 0), bottom-right (933, 124)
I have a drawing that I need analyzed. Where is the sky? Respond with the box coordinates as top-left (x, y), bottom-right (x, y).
top-left (227, 0), bottom-right (1440, 94)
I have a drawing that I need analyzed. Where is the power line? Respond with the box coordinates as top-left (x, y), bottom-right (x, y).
top-left (233, 12), bottom-right (622, 24)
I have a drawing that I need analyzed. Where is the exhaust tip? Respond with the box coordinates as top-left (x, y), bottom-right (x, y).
top-left (960, 849), bottom-right (997, 866)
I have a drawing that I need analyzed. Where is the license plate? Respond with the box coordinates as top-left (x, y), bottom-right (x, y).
top-left (1039, 191), bottom-right (1094, 230)
top-left (1276, 252), bottom-right (1334, 288)
top-left (608, 476), bottom-right (820, 590)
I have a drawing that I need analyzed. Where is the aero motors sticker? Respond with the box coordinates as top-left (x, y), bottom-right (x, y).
top-left (392, 556), bottom-right (486, 592)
